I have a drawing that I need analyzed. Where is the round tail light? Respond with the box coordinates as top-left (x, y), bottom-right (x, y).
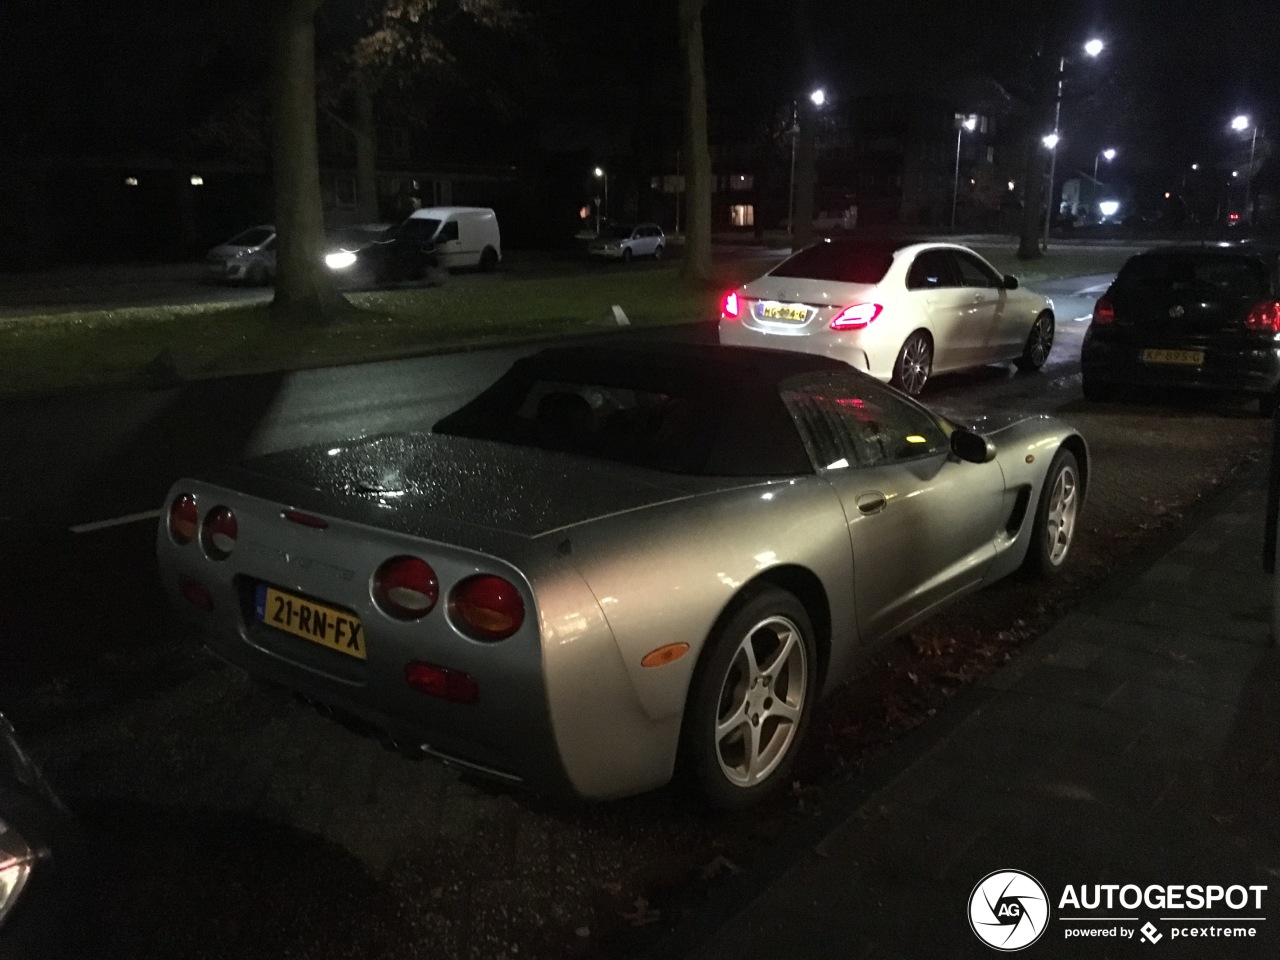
top-left (169, 494), bottom-right (198, 545)
top-left (201, 507), bottom-right (238, 560)
top-left (450, 575), bottom-right (525, 641)
top-left (372, 557), bottom-right (439, 620)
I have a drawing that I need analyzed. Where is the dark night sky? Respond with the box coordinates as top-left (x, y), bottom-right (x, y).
top-left (1, 0), bottom-right (1276, 189)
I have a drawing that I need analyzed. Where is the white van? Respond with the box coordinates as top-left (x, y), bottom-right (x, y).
top-left (405, 206), bottom-right (502, 271)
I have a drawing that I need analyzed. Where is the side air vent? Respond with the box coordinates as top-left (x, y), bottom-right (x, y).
top-left (1006, 486), bottom-right (1033, 536)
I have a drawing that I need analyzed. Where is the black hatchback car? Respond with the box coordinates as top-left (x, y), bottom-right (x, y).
top-left (1081, 245), bottom-right (1280, 414)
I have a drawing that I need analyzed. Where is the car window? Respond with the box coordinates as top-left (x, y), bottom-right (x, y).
top-left (779, 373), bottom-right (948, 469)
top-left (769, 242), bottom-right (895, 284)
top-left (438, 220), bottom-right (459, 242)
top-left (397, 218), bottom-right (441, 241)
top-left (228, 227), bottom-right (273, 247)
top-left (905, 250), bottom-right (957, 290)
top-left (1114, 253), bottom-right (1271, 298)
top-left (950, 250), bottom-right (1001, 287)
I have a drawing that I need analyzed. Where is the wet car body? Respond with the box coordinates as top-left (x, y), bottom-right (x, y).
top-left (158, 344), bottom-right (1087, 805)
top-left (1082, 245), bottom-right (1280, 411)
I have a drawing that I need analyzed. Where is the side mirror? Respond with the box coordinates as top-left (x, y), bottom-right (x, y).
top-left (1002, 274), bottom-right (1020, 290)
top-left (950, 428), bottom-right (997, 464)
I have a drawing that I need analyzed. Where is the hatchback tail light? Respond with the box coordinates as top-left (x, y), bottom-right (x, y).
top-left (830, 302), bottom-right (883, 330)
top-left (372, 557), bottom-right (439, 620)
top-left (450, 575), bottom-right (525, 641)
top-left (1092, 296), bottom-right (1115, 325)
top-left (169, 494), bottom-right (199, 545)
top-left (1246, 300), bottom-right (1280, 333)
top-left (721, 291), bottom-right (741, 319)
top-left (201, 507), bottom-right (238, 560)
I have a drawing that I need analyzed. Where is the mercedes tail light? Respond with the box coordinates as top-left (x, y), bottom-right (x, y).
top-left (830, 302), bottom-right (883, 330)
top-left (1246, 300), bottom-right (1280, 333)
top-left (450, 575), bottom-right (525, 641)
top-left (201, 507), bottom-right (238, 560)
top-left (168, 494), bottom-right (199, 545)
top-left (1092, 296), bottom-right (1116, 325)
top-left (372, 557), bottom-right (439, 620)
top-left (721, 291), bottom-right (741, 319)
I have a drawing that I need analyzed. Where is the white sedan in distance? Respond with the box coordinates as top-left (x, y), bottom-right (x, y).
top-left (719, 239), bottom-right (1055, 395)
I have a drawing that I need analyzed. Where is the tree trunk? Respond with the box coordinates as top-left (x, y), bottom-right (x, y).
top-left (1017, 133), bottom-right (1046, 260)
top-left (270, 0), bottom-right (348, 320)
top-left (678, 0), bottom-right (712, 284)
top-left (792, 111), bottom-right (817, 250)
top-left (353, 74), bottom-right (380, 224)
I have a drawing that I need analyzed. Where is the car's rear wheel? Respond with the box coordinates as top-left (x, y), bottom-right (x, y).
top-left (653, 244), bottom-right (664, 261)
top-left (1023, 448), bottom-right (1081, 578)
top-left (479, 246), bottom-right (499, 272)
top-left (681, 586), bottom-right (817, 809)
top-left (892, 331), bottom-right (933, 396)
top-left (1015, 312), bottom-right (1054, 372)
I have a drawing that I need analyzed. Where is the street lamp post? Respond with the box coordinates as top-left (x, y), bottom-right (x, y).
top-left (787, 88), bottom-right (825, 244)
top-left (593, 167), bottom-right (608, 231)
top-left (1093, 147), bottom-right (1116, 183)
top-left (1232, 115), bottom-right (1259, 222)
top-left (951, 115), bottom-right (977, 232)
top-left (1043, 38), bottom-right (1104, 250)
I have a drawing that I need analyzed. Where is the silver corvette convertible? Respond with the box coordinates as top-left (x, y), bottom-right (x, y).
top-left (158, 344), bottom-right (1087, 807)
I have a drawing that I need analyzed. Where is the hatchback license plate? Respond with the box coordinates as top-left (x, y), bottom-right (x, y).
top-left (1142, 348), bottom-right (1204, 366)
top-left (255, 585), bottom-right (366, 659)
top-left (760, 302), bottom-right (808, 323)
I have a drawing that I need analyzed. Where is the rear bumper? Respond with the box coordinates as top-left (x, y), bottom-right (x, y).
top-left (718, 320), bottom-right (874, 375)
top-left (1081, 334), bottom-right (1280, 397)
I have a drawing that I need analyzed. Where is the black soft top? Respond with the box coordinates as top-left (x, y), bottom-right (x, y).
top-left (434, 343), bottom-right (855, 476)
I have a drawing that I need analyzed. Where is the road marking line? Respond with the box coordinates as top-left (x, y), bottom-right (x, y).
top-left (70, 508), bottom-right (162, 534)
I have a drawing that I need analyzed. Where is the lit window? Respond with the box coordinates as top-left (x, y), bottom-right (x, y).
top-left (190, 174), bottom-right (204, 186)
top-left (124, 176), bottom-right (139, 186)
top-left (730, 204), bottom-right (754, 227)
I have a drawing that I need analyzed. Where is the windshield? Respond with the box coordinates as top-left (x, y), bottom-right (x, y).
top-left (395, 218), bottom-right (441, 241)
top-left (1114, 252), bottom-right (1271, 298)
top-left (226, 227), bottom-right (273, 247)
top-left (770, 242), bottom-right (896, 284)
top-left (601, 224), bottom-right (636, 240)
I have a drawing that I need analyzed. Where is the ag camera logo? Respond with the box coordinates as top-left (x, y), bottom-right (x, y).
top-left (969, 869), bottom-right (1050, 951)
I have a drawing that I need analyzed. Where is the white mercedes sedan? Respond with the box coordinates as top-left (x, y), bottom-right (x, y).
top-left (718, 239), bottom-right (1055, 395)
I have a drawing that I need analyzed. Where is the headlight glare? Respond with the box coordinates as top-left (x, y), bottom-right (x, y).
top-left (0, 817), bottom-right (38, 928)
top-left (325, 250), bottom-right (358, 270)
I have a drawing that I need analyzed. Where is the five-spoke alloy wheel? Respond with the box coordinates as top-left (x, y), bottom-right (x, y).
top-left (1023, 448), bottom-right (1081, 577)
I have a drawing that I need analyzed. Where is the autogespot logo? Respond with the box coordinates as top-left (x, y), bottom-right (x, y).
top-left (969, 869), bottom-right (1051, 951)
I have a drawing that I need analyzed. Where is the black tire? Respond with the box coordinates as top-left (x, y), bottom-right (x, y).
top-left (680, 586), bottom-right (818, 809)
top-left (1023, 448), bottom-right (1081, 578)
top-left (653, 244), bottom-right (664, 261)
top-left (1081, 374), bottom-right (1113, 402)
top-left (1015, 311), bottom-right (1054, 372)
top-left (1260, 391), bottom-right (1278, 418)
top-left (479, 246), bottom-right (499, 272)
top-left (891, 330), bottom-right (933, 396)
top-left (622, 247), bottom-right (633, 264)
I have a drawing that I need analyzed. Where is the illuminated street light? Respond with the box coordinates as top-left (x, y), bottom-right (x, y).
top-left (1093, 147), bottom-right (1116, 182)
top-left (1099, 200), bottom-right (1120, 218)
top-left (1042, 133), bottom-right (1060, 150)
top-left (1044, 38), bottom-right (1105, 249)
top-left (787, 88), bottom-right (827, 242)
top-left (951, 115), bottom-right (978, 232)
top-left (593, 167), bottom-right (608, 233)
top-left (1230, 115), bottom-right (1259, 222)
top-left (1191, 163), bottom-right (1200, 171)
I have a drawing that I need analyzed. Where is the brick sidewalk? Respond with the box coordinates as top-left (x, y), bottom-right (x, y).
top-left (692, 470), bottom-right (1280, 959)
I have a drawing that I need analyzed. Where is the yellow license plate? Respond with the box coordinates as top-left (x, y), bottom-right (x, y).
top-left (1142, 348), bottom-right (1204, 366)
top-left (256, 585), bottom-right (366, 660)
top-left (760, 302), bottom-right (808, 322)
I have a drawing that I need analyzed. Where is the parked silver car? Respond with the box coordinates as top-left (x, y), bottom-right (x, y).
top-left (206, 225), bottom-right (276, 285)
top-left (588, 223), bottom-right (665, 262)
top-left (157, 344), bottom-right (1086, 807)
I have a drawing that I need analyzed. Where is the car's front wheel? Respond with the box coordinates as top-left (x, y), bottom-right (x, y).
top-left (1015, 311), bottom-right (1054, 372)
top-left (653, 244), bottom-right (664, 261)
top-left (622, 247), bottom-right (633, 264)
top-left (1023, 448), bottom-right (1081, 578)
top-left (681, 586), bottom-right (817, 809)
top-left (891, 331), bottom-right (933, 396)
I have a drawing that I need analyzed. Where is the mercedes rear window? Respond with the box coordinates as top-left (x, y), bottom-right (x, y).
top-left (769, 242), bottom-right (895, 284)
top-left (1115, 253), bottom-right (1270, 299)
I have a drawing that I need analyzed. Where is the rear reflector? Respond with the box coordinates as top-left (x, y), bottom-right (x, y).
top-left (1092, 296), bottom-right (1115, 325)
top-left (169, 494), bottom-right (199, 545)
top-left (1246, 300), bottom-right (1280, 333)
top-left (450, 575), bottom-right (525, 641)
top-left (178, 576), bottom-right (213, 611)
top-left (372, 556), bottom-right (439, 620)
top-left (405, 661), bottom-right (479, 704)
top-left (830, 302), bottom-right (883, 330)
top-left (721, 291), bottom-right (741, 319)
top-left (283, 509), bottom-right (329, 529)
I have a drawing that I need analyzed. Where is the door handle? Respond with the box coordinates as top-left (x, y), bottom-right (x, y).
top-left (971, 293), bottom-right (984, 303)
top-left (856, 491), bottom-right (887, 514)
